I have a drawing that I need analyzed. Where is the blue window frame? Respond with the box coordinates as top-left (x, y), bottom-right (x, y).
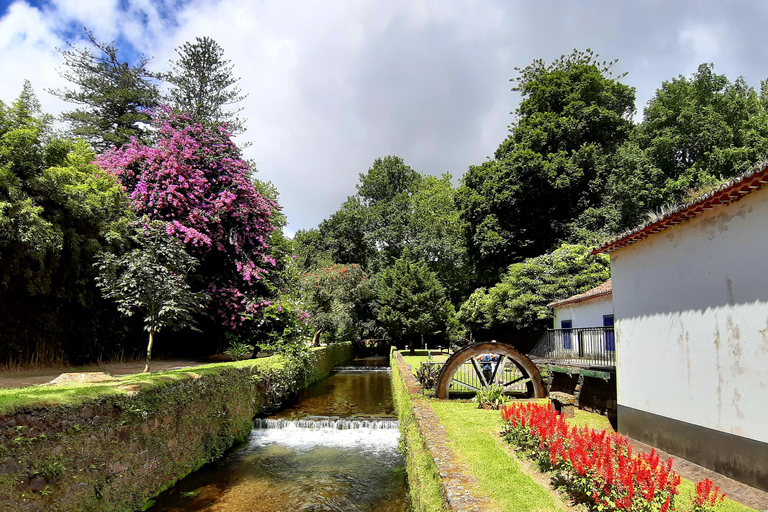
top-left (561, 320), bottom-right (572, 350)
top-left (603, 315), bottom-right (615, 351)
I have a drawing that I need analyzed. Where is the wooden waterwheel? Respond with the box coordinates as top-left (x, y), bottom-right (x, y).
top-left (435, 342), bottom-right (546, 399)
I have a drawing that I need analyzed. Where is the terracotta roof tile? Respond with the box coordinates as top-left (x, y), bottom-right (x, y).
top-left (593, 163), bottom-right (768, 254)
top-left (549, 279), bottom-right (612, 309)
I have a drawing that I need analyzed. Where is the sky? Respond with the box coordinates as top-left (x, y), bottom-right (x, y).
top-left (2, 0), bottom-right (768, 235)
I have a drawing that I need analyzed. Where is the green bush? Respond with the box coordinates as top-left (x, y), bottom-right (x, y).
top-left (472, 384), bottom-right (509, 410)
top-left (224, 341), bottom-right (253, 361)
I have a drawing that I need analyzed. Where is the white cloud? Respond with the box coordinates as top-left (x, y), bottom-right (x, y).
top-left (50, 0), bottom-right (121, 40)
top-left (2, 0), bottom-right (768, 232)
top-left (679, 23), bottom-right (724, 62)
top-left (0, 1), bottom-right (69, 113)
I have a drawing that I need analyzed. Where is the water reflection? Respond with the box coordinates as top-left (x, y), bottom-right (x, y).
top-left (274, 369), bottom-right (395, 420)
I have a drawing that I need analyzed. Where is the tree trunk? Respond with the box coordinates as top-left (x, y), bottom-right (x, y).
top-left (409, 338), bottom-right (415, 356)
top-left (144, 329), bottom-right (155, 373)
top-left (312, 329), bottom-right (322, 347)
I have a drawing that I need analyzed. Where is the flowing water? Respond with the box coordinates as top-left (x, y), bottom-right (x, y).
top-left (147, 356), bottom-right (408, 512)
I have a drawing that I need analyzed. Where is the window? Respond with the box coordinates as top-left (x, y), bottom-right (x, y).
top-left (561, 319), bottom-right (572, 350)
top-left (603, 315), bottom-right (615, 351)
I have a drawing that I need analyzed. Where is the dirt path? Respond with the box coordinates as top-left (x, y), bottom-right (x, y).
top-left (0, 355), bottom-right (233, 389)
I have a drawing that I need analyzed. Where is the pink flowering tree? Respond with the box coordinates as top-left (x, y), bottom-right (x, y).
top-left (98, 109), bottom-right (281, 330)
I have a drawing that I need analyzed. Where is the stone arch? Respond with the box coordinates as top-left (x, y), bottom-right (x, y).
top-left (435, 342), bottom-right (546, 399)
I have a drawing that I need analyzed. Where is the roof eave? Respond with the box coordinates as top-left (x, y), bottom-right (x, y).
top-left (593, 164), bottom-right (768, 255)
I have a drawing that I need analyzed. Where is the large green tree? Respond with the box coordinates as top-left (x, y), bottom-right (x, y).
top-left (294, 156), bottom-right (469, 301)
top-left (357, 155), bottom-right (422, 266)
top-left (50, 30), bottom-right (160, 152)
top-left (0, 83), bottom-right (134, 365)
top-left (409, 174), bottom-right (470, 301)
top-left (457, 49), bottom-right (635, 283)
top-left (608, 63), bottom-right (768, 230)
top-left (375, 255), bottom-right (452, 354)
top-left (457, 244), bottom-right (610, 338)
top-left (294, 196), bottom-right (373, 271)
top-left (165, 36), bottom-right (247, 134)
top-left (299, 263), bottom-right (372, 345)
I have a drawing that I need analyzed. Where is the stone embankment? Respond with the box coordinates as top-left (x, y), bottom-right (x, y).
top-left (391, 350), bottom-right (491, 512)
top-left (0, 343), bottom-right (352, 512)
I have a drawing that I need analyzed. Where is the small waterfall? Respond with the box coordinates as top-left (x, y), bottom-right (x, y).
top-left (333, 366), bottom-right (391, 372)
top-left (254, 417), bottom-right (398, 430)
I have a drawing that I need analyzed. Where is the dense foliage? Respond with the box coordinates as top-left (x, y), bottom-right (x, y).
top-left (165, 36), bottom-right (247, 134)
top-left (608, 63), bottom-right (768, 229)
top-left (295, 157), bottom-right (470, 302)
top-left (375, 255), bottom-right (454, 353)
top-left (95, 221), bottom-right (209, 371)
top-left (457, 49), bottom-right (635, 283)
top-left (299, 264), bottom-right (372, 345)
top-left (0, 83), bottom-right (135, 366)
top-left (458, 244), bottom-right (610, 335)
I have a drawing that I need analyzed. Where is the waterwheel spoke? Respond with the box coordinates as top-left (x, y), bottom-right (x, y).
top-left (434, 341), bottom-right (545, 400)
top-left (451, 380), bottom-right (480, 392)
top-left (488, 355), bottom-right (505, 385)
top-left (502, 374), bottom-right (531, 388)
top-left (470, 357), bottom-right (489, 388)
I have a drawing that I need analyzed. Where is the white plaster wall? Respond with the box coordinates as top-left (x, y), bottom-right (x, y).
top-left (611, 189), bottom-right (768, 443)
top-left (553, 295), bottom-right (613, 329)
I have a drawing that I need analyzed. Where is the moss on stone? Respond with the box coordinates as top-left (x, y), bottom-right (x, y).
top-left (0, 343), bottom-right (352, 512)
top-left (390, 349), bottom-right (450, 512)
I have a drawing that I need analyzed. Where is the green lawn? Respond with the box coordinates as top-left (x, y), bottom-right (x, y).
top-left (398, 350), bottom-right (757, 512)
top-left (429, 399), bottom-right (757, 512)
top-left (430, 399), bottom-right (571, 512)
top-left (400, 350), bottom-right (448, 376)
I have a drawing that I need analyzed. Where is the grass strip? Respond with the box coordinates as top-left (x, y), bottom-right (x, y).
top-left (430, 399), bottom-right (570, 512)
top-left (400, 352), bottom-right (758, 512)
top-left (390, 350), bottom-right (450, 512)
top-left (0, 344), bottom-right (349, 415)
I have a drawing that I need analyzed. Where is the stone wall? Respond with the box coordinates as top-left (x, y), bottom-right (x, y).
top-left (0, 343), bottom-right (352, 512)
top-left (391, 351), bottom-right (492, 511)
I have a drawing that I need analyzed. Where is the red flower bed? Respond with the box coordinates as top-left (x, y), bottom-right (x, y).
top-left (692, 478), bottom-right (726, 512)
top-left (501, 403), bottom-right (725, 511)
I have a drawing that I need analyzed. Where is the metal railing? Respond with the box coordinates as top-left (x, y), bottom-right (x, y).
top-left (528, 327), bottom-right (615, 367)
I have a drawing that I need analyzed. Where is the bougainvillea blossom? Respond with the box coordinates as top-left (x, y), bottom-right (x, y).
top-left (98, 109), bottom-right (279, 327)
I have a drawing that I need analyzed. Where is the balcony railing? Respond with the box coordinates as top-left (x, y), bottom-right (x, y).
top-left (528, 327), bottom-right (615, 368)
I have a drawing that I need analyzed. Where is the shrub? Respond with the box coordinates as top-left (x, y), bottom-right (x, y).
top-left (415, 363), bottom-right (440, 390)
top-left (472, 384), bottom-right (509, 410)
top-left (224, 341), bottom-right (253, 361)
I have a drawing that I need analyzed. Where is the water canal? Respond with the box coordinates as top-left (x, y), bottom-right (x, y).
top-left (147, 356), bottom-right (408, 511)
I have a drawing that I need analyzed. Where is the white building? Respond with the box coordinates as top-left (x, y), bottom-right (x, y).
top-left (594, 165), bottom-right (768, 492)
top-left (551, 279), bottom-right (614, 330)
top-left (549, 280), bottom-right (615, 362)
